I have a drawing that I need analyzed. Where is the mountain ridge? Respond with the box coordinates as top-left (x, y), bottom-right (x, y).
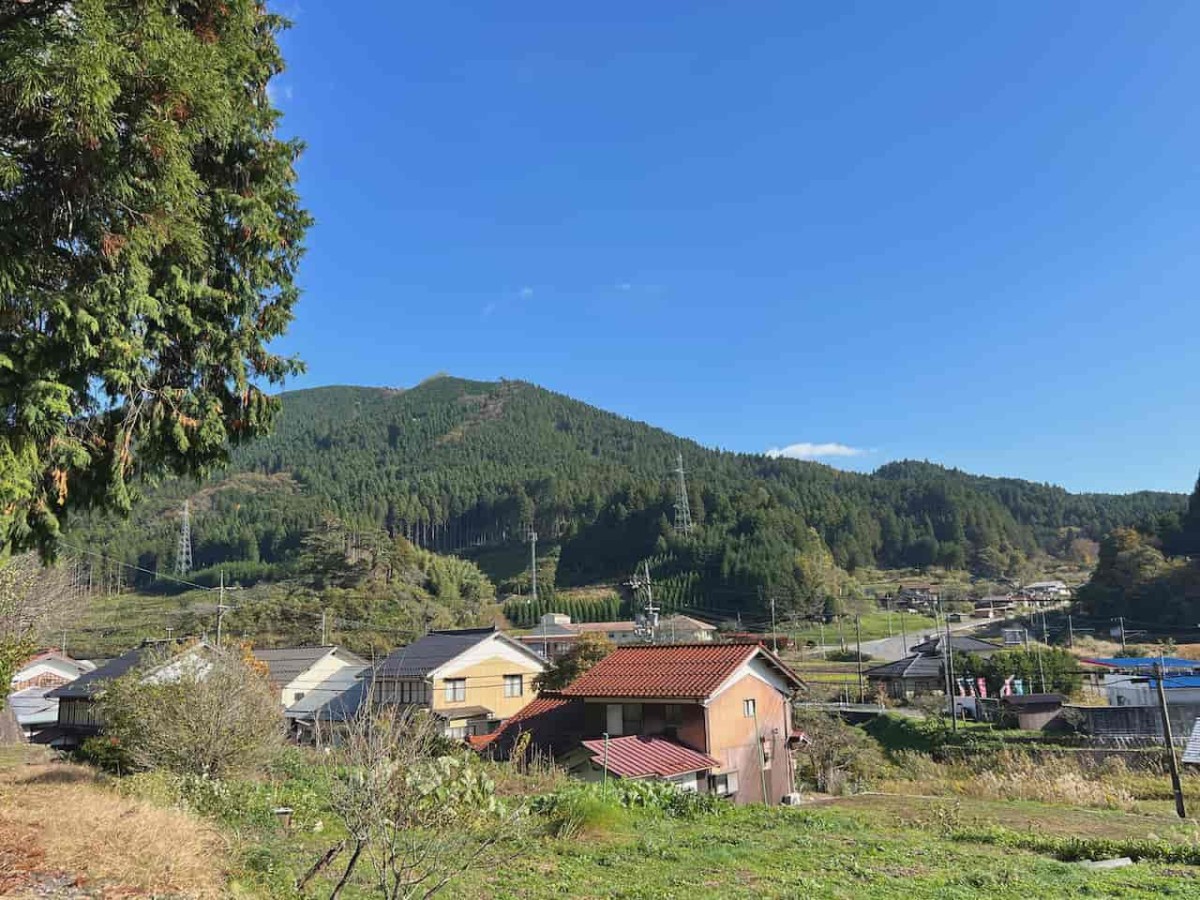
top-left (74, 375), bottom-right (1186, 620)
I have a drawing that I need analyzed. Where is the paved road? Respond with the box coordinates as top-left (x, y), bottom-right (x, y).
top-left (799, 617), bottom-right (991, 663)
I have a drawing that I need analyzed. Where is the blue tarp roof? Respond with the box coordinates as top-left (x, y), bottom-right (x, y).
top-left (1152, 676), bottom-right (1200, 689)
top-left (1083, 657), bottom-right (1200, 671)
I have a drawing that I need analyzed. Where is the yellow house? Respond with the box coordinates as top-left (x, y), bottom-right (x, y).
top-left (372, 627), bottom-right (547, 738)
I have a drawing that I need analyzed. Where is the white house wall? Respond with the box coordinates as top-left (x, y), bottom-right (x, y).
top-left (434, 634), bottom-right (546, 679)
top-left (284, 654), bottom-right (367, 714)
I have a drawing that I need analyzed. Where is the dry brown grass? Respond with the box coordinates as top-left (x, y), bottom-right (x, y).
top-left (0, 758), bottom-right (225, 897)
top-left (879, 750), bottom-right (1137, 810)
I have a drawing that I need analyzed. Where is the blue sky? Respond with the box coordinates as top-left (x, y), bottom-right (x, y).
top-left (268, 1), bottom-right (1200, 495)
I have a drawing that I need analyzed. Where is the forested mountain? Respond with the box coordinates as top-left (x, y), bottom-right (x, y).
top-left (72, 376), bottom-right (1185, 622)
top-left (1078, 476), bottom-right (1200, 627)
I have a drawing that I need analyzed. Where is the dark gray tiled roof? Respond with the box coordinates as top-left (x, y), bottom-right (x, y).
top-left (376, 627), bottom-right (499, 678)
top-left (47, 641), bottom-right (179, 700)
top-left (251, 646), bottom-right (367, 685)
top-left (910, 634), bottom-right (1002, 655)
top-left (864, 654), bottom-right (944, 680)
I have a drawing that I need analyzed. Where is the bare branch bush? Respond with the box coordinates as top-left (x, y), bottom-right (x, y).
top-left (0, 552), bottom-right (81, 642)
top-left (1, 552), bottom-right (83, 696)
top-left (98, 646), bottom-right (284, 778)
top-left (320, 702), bottom-right (520, 900)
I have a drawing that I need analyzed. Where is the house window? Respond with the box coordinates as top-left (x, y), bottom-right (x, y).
top-left (444, 678), bottom-right (466, 703)
top-left (293, 692), bottom-right (305, 703)
top-left (622, 703), bottom-right (643, 735)
top-left (709, 772), bottom-right (739, 796)
top-left (448, 725), bottom-right (468, 740)
top-left (504, 674), bottom-right (524, 698)
top-left (664, 704), bottom-right (683, 726)
top-left (743, 699), bottom-right (756, 718)
top-left (398, 680), bottom-right (428, 704)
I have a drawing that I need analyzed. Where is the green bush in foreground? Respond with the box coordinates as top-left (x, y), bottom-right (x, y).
top-left (954, 825), bottom-right (1200, 865)
top-left (530, 780), bottom-right (726, 837)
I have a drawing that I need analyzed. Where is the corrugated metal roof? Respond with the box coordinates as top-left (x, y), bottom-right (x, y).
top-left (313, 678), bottom-right (371, 723)
top-left (579, 735), bottom-right (721, 779)
top-left (1151, 676), bottom-right (1200, 689)
top-left (560, 643), bottom-right (802, 699)
top-left (8, 686), bottom-right (58, 727)
top-left (376, 627), bottom-right (500, 678)
top-left (1084, 657), bottom-right (1200, 671)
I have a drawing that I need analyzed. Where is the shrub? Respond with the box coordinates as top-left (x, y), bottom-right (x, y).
top-left (98, 644), bottom-right (284, 779)
top-left (532, 787), bottom-right (627, 838)
top-left (826, 649), bottom-right (873, 663)
top-left (76, 735), bottom-right (134, 775)
top-left (792, 711), bottom-right (887, 793)
top-left (530, 780), bottom-right (725, 837)
top-left (954, 825), bottom-right (1200, 865)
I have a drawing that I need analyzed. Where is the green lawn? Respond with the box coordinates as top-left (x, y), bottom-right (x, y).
top-left (783, 611), bottom-right (939, 649)
top-left (443, 798), bottom-right (1200, 899)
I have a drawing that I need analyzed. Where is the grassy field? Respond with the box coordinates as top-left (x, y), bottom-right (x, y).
top-left (446, 797), bottom-right (1200, 899)
top-left (5, 743), bottom-right (1200, 898)
top-left (782, 610), bottom-right (939, 650)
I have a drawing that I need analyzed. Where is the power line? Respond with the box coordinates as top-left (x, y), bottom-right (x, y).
top-left (55, 540), bottom-right (216, 592)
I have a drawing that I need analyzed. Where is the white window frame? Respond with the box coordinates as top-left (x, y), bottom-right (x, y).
top-left (444, 678), bottom-right (466, 703)
top-left (503, 674), bottom-right (524, 698)
top-left (743, 698), bottom-right (756, 718)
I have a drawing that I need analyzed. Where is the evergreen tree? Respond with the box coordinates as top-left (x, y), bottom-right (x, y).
top-left (1, 0), bottom-right (310, 556)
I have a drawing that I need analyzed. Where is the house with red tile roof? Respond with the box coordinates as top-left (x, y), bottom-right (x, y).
top-left (481, 642), bottom-right (805, 804)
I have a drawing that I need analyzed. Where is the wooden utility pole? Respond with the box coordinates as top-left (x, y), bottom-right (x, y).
top-left (1154, 662), bottom-right (1187, 819)
top-left (1067, 614), bottom-right (1074, 649)
top-left (855, 614), bottom-right (865, 703)
top-left (1118, 616), bottom-right (1127, 652)
top-left (770, 596), bottom-right (778, 654)
top-left (942, 606), bottom-right (958, 732)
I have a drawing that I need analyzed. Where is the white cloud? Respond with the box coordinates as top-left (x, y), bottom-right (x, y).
top-left (519, 286), bottom-right (534, 298)
top-left (616, 282), bottom-right (633, 291)
top-left (765, 442), bottom-right (866, 460)
top-left (266, 81), bottom-right (293, 104)
top-left (482, 301), bottom-right (497, 317)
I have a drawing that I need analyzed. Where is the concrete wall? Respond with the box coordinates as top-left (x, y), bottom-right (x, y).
top-left (1069, 703), bottom-right (1200, 738)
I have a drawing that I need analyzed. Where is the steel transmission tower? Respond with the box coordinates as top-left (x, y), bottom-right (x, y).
top-left (673, 451), bottom-right (693, 534)
top-left (176, 500), bottom-right (193, 575)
